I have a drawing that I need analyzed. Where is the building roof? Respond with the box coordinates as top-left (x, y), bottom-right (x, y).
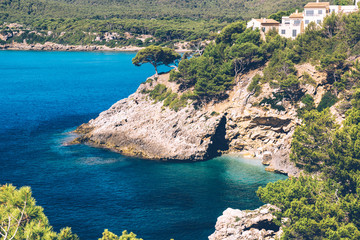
top-left (304, 2), bottom-right (330, 8)
top-left (254, 19), bottom-right (280, 24)
top-left (289, 12), bottom-right (304, 18)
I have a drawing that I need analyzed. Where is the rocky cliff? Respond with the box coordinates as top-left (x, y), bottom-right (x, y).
top-left (72, 61), bottom-right (338, 176)
top-left (72, 74), bottom-right (227, 161)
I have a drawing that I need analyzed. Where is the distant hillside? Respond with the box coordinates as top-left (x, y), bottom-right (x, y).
top-left (1, 0), bottom-right (336, 22)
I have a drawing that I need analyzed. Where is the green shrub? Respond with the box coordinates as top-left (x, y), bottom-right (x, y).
top-left (317, 92), bottom-right (338, 111)
top-left (260, 93), bottom-right (285, 111)
top-left (247, 74), bottom-right (262, 96)
top-left (302, 72), bottom-right (317, 86)
top-left (148, 84), bottom-right (168, 101)
top-left (163, 93), bottom-right (178, 106)
top-left (0, 184), bottom-right (79, 240)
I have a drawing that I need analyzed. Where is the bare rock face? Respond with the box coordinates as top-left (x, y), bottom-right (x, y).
top-left (72, 69), bottom-right (304, 175)
top-left (73, 60), bottom-right (338, 175)
top-left (72, 80), bottom-right (227, 160)
top-left (208, 204), bottom-right (282, 240)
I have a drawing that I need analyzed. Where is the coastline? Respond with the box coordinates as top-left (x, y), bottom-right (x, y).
top-left (0, 42), bottom-right (191, 52)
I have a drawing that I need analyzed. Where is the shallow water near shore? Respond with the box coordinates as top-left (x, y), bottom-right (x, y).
top-left (0, 51), bottom-right (287, 240)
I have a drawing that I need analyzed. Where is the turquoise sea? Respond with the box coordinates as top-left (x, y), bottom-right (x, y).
top-left (0, 51), bottom-right (287, 240)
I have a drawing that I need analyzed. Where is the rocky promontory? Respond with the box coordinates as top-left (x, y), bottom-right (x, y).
top-left (72, 74), bottom-right (228, 161)
top-left (72, 61), bottom-right (339, 176)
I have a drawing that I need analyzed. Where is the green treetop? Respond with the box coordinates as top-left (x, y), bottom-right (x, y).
top-left (0, 184), bottom-right (79, 240)
top-left (132, 46), bottom-right (181, 76)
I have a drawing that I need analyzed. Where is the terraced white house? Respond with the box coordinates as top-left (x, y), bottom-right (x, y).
top-left (279, 0), bottom-right (359, 39)
top-left (248, 0), bottom-right (359, 39)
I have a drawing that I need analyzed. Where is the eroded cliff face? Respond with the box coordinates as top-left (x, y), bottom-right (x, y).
top-left (72, 75), bottom-right (227, 161)
top-left (72, 61), bottom-right (340, 176)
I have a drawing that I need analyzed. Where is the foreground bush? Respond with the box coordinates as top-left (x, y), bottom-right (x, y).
top-left (0, 184), bottom-right (146, 240)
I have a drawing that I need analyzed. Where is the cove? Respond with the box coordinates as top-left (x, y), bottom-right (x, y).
top-left (0, 51), bottom-right (287, 240)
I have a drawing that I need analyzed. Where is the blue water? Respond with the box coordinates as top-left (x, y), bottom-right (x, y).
top-left (0, 51), bottom-right (287, 240)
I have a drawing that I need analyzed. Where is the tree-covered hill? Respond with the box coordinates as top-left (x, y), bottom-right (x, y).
top-left (1, 0), bottom-right (335, 22)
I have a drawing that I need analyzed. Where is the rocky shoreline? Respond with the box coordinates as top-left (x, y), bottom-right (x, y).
top-left (71, 56), bottom-right (348, 175)
top-left (0, 42), bottom-right (191, 52)
top-left (70, 65), bottom-right (313, 176)
top-left (0, 42), bottom-right (142, 51)
top-left (68, 59), bottom-right (343, 239)
top-left (71, 74), bottom-right (226, 161)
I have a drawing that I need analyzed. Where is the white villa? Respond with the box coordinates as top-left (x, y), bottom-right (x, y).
top-left (246, 18), bottom-right (280, 39)
top-left (248, 0), bottom-right (359, 39)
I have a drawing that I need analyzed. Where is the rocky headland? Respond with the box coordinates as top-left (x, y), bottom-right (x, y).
top-left (70, 61), bottom-right (340, 177)
top-left (70, 58), bottom-right (350, 239)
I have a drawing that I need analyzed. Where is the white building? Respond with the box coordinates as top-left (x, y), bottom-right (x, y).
top-left (279, 10), bottom-right (304, 39)
top-left (247, 18), bottom-right (280, 39)
top-left (303, 1), bottom-right (330, 28)
top-left (276, 0), bottom-right (359, 39)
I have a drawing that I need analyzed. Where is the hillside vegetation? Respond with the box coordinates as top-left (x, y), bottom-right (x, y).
top-left (0, 184), bottom-right (143, 240)
top-left (149, 9), bottom-right (360, 238)
top-left (1, 0), bottom-right (332, 22)
top-left (0, 0), bottom-right (332, 48)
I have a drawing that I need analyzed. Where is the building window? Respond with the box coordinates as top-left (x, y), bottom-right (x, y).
top-left (294, 20), bottom-right (301, 26)
top-left (306, 10), bottom-right (314, 16)
top-left (281, 29), bottom-right (286, 35)
top-left (305, 20), bottom-right (310, 24)
top-left (262, 27), bottom-right (266, 32)
top-left (318, 10), bottom-right (323, 14)
top-left (292, 29), bottom-right (297, 37)
top-left (317, 20), bottom-right (321, 24)
top-left (285, 21), bottom-right (290, 24)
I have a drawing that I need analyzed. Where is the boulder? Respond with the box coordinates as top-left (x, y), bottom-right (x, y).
top-left (209, 204), bottom-right (281, 240)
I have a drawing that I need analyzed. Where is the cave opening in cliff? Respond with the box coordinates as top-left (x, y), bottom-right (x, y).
top-left (243, 219), bottom-right (280, 232)
top-left (206, 115), bottom-right (229, 159)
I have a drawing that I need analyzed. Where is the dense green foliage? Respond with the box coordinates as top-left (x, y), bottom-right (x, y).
top-left (0, 184), bottom-right (79, 240)
top-left (258, 176), bottom-right (360, 239)
top-left (0, 0), bottom-right (340, 47)
top-left (317, 92), bottom-right (338, 111)
top-left (259, 91), bottom-right (360, 239)
top-left (258, 103), bottom-right (360, 239)
top-left (0, 18), bottom-right (226, 48)
top-left (247, 74), bottom-right (262, 96)
top-left (169, 9), bottom-right (360, 104)
top-left (169, 21), bottom-right (273, 103)
top-left (99, 229), bottom-right (142, 240)
top-left (0, 0), bottom-right (324, 22)
top-left (0, 184), bottom-right (147, 240)
top-left (290, 109), bottom-right (338, 172)
top-left (132, 46), bottom-right (180, 75)
top-left (267, 9), bottom-right (296, 22)
top-left (255, 10), bottom-right (360, 239)
top-left (143, 83), bottom-right (193, 111)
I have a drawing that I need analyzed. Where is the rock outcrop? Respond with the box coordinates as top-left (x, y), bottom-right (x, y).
top-left (209, 204), bottom-right (282, 240)
top-left (72, 75), bottom-right (227, 161)
top-left (72, 61), bottom-right (338, 175)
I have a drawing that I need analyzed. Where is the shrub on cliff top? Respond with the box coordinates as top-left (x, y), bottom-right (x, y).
top-left (132, 46), bottom-right (181, 76)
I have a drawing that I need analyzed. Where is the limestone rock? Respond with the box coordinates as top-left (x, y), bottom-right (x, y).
top-left (209, 204), bottom-right (281, 240)
top-left (72, 76), bottom-right (227, 160)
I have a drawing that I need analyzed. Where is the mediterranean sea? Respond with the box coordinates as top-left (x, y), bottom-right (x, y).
top-left (0, 51), bottom-right (287, 240)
